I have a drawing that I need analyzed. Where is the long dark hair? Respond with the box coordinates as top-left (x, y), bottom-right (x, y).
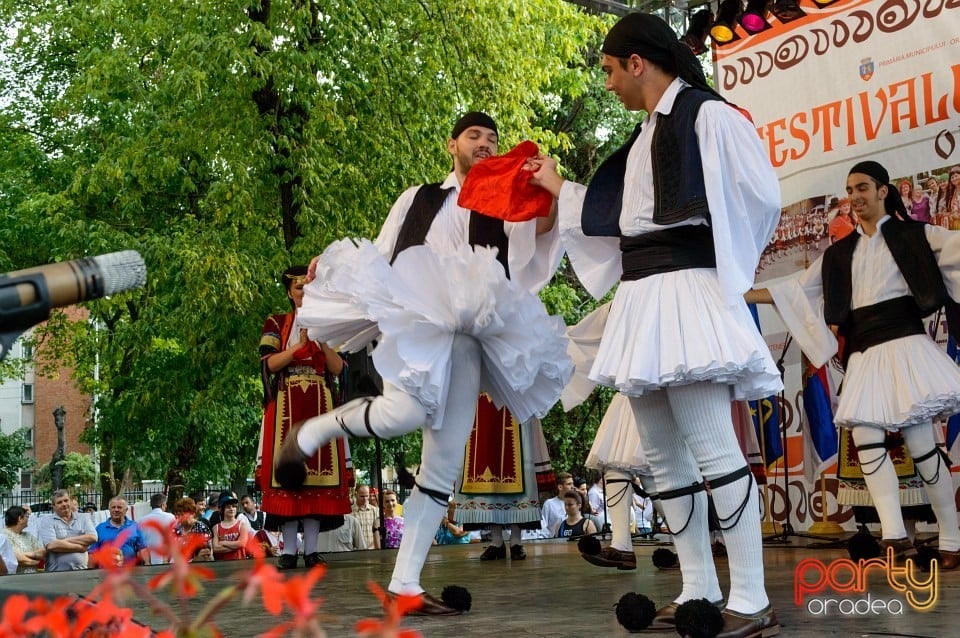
top-left (281, 265), bottom-right (308, 311)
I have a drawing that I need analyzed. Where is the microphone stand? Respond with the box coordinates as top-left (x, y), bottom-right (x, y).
top-left (763, 334), bottom-right (839, 544)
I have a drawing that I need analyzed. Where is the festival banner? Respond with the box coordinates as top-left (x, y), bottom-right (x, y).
top-left (713, 0), bottom-right (960, 530)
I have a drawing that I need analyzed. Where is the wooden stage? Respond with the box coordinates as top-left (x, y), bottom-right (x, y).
top-left (0, 536), bottom-right (956, 637)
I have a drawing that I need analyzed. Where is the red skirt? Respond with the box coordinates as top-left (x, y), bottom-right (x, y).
top-left (257, 372), bottom-right (352, 526)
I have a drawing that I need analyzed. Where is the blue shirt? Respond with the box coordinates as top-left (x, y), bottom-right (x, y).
top-left (91, 518), bottom-right (147, 563)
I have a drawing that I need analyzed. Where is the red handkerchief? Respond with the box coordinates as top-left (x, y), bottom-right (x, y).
top-left (457, 140), bottom-right (554, 222)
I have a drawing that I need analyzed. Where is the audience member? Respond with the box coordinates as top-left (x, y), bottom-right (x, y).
top-left (434, 500), bottom-right (471, 546)
top-left (172, 497), bottom-right (213, 562)
top-left (0, 534), bottom-right (15, 575)
top-left (240, 495), bottom-right (267, 531)
top-left (2, 506), bottom-right (45, 573)
top-left (557, 491), bottom-right (598, 539)
top-left (139, 493), bottom-right (176, 565)
top-left (381, 490), bottom-right (404, 549)
top-left (352, 485), bottom-right (381, 550)
top-left (90, 497), bottom-right (149, 567)
top-left (213, 493), bottom-right (250, 561)
top-left (317, 513), bottom-right (367, 552)
top-left (203, 494), bottom-right (220, 524)
top-left (38, 489), bottom-right (97, 572)
top-left (540, 472), bottom-right (573, 538)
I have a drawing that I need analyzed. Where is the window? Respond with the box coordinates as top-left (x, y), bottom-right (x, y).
top-left (21, 427), bottom-right (33, 448)
top-left (21, 383), bottom-right (33, 403)
top-left (20, 471), bottom-right (32, 490)
top-left (22, 342), bottom-right (33, 360)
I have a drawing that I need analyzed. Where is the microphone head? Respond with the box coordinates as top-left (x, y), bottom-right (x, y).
top-left (92, 251), bottom-right (147, 296)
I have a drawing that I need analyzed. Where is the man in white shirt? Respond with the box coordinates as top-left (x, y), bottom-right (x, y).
top-left (540, 472), bottom-right (573, 538)
top-left (138, 493), bottom-right (176, 565)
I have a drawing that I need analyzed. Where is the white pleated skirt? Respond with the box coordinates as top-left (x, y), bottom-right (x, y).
top-left (591, 268), bottom-right (782, 401)
top-left (298, 239), bottom-right (573, 428)
top-left (836, 334), bottom-right (960, 429)
top-left (585, 393), bottom-right (652, 475)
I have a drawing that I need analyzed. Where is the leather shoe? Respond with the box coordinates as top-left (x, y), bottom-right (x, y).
top-left (479, 544), bottom-right (506, 561)
top-left (644, 602), bottom-right (678, 632)
top-left (642, 599), bottom-right (724, 633)
top-left (581, 546), bottom-right (637, 570)
top-left (274, 428), bottom-right (309, 490)
top-left (880, 537), bottom-right (918, 563)
top-left (510, 544), bottom-right (526, 560)
top-left (716, 605), bottom-right (779, 638)
top-left (276, 553), bottom-right (298, 570)
top-left (303, 552), bottom-right (326, 568)
top-left (407, 591), bottom-right (462, 616)
top-left (939, 549), bottom-right (960, 570)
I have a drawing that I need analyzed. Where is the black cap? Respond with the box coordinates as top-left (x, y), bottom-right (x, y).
top-left (451, 111), bottom-right (498, 140)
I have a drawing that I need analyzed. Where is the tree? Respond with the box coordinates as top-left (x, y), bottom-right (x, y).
top-left (0, 429), bottom-right (33, 493)
top-left (0, 1), bottom-right (615, 495)
top-left (33, 452), bottom-right (98, 496)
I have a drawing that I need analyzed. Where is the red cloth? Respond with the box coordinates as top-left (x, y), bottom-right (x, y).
top-left (457, 140), bottom-right (553, 222)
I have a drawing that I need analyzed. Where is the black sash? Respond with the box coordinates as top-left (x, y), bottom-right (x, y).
top-left (843, 296), bottom-right (925, 365)
top-left (620, 225), bottom-right (715, 281)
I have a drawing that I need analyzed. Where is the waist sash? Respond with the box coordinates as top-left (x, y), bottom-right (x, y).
top-left (620, 225), bottom-right (716, 281)
top-left (844, 296), bottom-right (925, 364)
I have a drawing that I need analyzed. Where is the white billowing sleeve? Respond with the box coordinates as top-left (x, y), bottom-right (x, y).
top-left (926, 224), bottom-right (960, 300)
top-left (560, 302), bottom-right (610, 411)
top-left (504, 216), bottom-right (564, 294)
top-left (0, 535), bottom-right (16, 575)
top-left (697, 101), bottom-right (782, 306)
top-left (556, 180), bottom-right (622, 300)
top-left (766, 256), bottom-right (838, 368)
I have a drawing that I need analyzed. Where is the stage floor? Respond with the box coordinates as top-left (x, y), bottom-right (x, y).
top-left (0, 536), bottom-right (955, 637)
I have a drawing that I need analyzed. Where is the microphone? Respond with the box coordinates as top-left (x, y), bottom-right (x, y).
top-left (0, 251), bottom-right (147, 359)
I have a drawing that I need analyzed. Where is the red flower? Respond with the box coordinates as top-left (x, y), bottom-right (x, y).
top-left (259, 565), bottom-right (327, 638)
top-left (354, 583), bottom-right (423, 638)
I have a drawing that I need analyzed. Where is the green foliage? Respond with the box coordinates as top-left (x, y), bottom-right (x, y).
top-left (34, 452), bottom-right (98, 493)
top-left (0, 0), bottom-right (639, 488)
top-left (0, 429), bottom-right (33, 493)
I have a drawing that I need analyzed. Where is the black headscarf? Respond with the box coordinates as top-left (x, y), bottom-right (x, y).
top-left (451, 111), bottom-right (498, 140)
top-left (602, 12), bottom-right (722, 100)
top-left (848, 160), bottom-right (912, 221)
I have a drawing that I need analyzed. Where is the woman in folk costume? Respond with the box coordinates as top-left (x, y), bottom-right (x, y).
top-left (257, 266), bottom-right (353, 570)
top-left (454, 394), bottom-right (555, 562)
top-left (273, 113), bottom-right (571, 615)
top-left (748, 160), bottom-right (960, 569)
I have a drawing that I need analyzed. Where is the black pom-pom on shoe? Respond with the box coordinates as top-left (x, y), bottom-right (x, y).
top-left (578, 534), bottom-right (602, 556)
top-left (847, 527), bottom-right (881, 562)
top-left (440, 585), bottom-right (472, 612)
top-left (675, 599), bottom-right (725, 638)
top-left (614, 592), bottom-right (657, 632)
top-left (652, 547), bottom-right (679, 570)
top-left (274, 429), bottom-right (309, 490)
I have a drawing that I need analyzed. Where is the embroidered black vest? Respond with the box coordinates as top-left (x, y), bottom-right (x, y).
top-left (389, 182), bottom-right (510, 278)
top-left (822, 220), bottom-right (960, 343)
top-left (582, 87), bottom-right (722, 237)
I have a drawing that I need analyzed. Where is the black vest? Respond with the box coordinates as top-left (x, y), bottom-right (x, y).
top-left (582, 86), bottom-right (721, 237)
top-left (389, 183), bottom-right (510, 278)
top-left (822, 220), bottom-right (960, 342)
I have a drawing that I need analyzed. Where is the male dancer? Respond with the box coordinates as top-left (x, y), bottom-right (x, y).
top-left (747, 160), bottom-right (960, 569)
top-left (526, 13), bottom-right (782, 637)
top-left (275, 112), bottom-right (569, 615)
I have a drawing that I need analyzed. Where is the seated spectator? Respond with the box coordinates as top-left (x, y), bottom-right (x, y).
top-left (2, 506), bottom-right (44, 573)
top-left (317, 513), bottom-right (366, 553)
top-left (381, 489), bottom-right (404, 549)
top-left (539, 472), bottom-right (573, 539)
top-left (172, 498), bottom-right (213, 562)
top-left (213, 493), bottom-right (249, 561)
top-left (139, 493), bottom-right (177, 565)
top-left (434, 500), bottom-right (471, 546)
top-left (240, 495), bottom-right (267, 531)
top-left (90, 497), bottom-right (149, 567)
top-left (39, 489), bottom-right (97, 572)
top-left (556, 491), bottom-right (597, 539)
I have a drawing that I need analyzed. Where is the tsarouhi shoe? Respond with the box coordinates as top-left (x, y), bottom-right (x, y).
top-left (274, 429), bottom-right (310, 490)
top-left (715, 605), bottom-right (779, 638)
